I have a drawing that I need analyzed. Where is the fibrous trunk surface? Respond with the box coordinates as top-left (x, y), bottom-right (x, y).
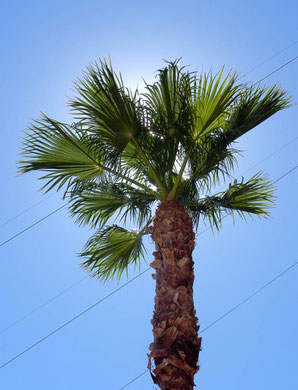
top-left (148, 200), bottom-right (201, 390)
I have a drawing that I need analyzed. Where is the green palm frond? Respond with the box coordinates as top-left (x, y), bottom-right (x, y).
top-left (222, 84), bottom-right (291, 145)
top-left (70, 60), bottom-right (145, 161)
top-left (69, 182), bottom-right (155, 229)
top-left (179, 135), bottom-right (239, 194)
top-left (219, 173), bottom-right (275, 217)
top-left (144, 59), bottom-right (194, 139)
top-left (19, 115), bottom-right (105, 193)
top-left (190, 69), bottom-right (240, 140)
top-left (185, 173), bottom-right (275, 230)
top-left (80, 225), bottom-right (147, 281)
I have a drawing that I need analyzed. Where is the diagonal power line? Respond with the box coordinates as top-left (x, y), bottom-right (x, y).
top-left (119, 261), bottom-right (298, 389)
top-left (0, 204), bottom-right (67, 248)
top-left (239, 40), bottom-right (297, 79)
top-left (0, 194), bottom-right (56, 228)
top-left (254, 56), bottom-right (297, 85)
top-left (0, 275), bottom-right (89, 335)
top-left (0, 167), bottom-right (296, 371)
top-left (0, 269), bottom-right (150, 369)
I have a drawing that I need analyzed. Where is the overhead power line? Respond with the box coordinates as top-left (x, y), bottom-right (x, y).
top-left (0, 275), bottom-right (89, 335)
top-left (0, 204), bottom-right (66, 248)
top-left (239, 137), bottom-right (298, 177)
top-left (239, 40), bottom-right (297, 79)
top-left (198, 262), bottom-right (298, 335)
top-left (0, 166), bottom-right (296, 369)
top-left (0, 194), bottom-right (55, 228)
top-left (0, 269), bottom-right (150, 369)
top-left (254, 56), bottom-right (297, 85)
top-left (119, 261), bottom-right (298, 389)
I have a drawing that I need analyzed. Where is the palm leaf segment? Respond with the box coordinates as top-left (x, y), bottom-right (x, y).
top-left (19, 59), bottom-right (290, 280)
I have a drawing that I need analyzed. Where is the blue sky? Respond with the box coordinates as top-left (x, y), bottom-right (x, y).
top-left (1, 1), bottom-right (297, 389)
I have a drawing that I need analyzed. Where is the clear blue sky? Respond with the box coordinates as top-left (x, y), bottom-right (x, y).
top-left (1, 1), bottom-right (297, 389)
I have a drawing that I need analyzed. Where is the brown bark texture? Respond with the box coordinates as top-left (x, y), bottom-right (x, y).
top-left (148, 200), bottom-right (201, 390)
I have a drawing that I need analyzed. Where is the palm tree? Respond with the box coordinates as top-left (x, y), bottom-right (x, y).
top-left (19, 59), bottom-right (290, 390)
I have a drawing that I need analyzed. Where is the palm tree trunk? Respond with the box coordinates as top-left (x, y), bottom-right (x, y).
top-left (148, 200), bottom-right (201, 390)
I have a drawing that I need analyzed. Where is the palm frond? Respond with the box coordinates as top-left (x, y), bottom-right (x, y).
top-left (70, 59), bottom-right (145, 162)
top-left (19, 115), bottom-right (105, 193)
top-left (219, 173), bottom-right (275, 217)
top-left (143, 59), bottom-right (194, 139)
top-left (190, 69), bottom-right (240, 140)
top-left (80, 225), bottom-right (147, 281)
top-left (69, 182), bottom-right (155, 229)
top-left (222, 84), bottom-right (291, 144)
top-left (185, 173), bottom-right (275, 230)
top-left (180, 134), bottom-right (239, 194)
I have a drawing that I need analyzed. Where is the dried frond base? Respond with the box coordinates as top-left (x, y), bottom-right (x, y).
top-left (148, 200), bottom-right (201, 390)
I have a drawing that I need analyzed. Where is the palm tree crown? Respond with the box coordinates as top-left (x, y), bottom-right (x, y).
top-left (20, 59), bottom-right (290, 281)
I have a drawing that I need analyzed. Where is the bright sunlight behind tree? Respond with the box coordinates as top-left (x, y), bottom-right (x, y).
top-left (19, 59), bottom-right (290, 390)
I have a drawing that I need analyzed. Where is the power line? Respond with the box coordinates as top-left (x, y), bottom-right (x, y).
top-left (239, 136), bottom-right (298, 177)
top-left (0, 166), bottom-right (295, 369)
top-left (198, 261), bottom-right (297, 335)
top-left (254, 56), bottom-right (297, 85)
top-left (0, 275), bottom-right (89, 335)
top-left (119, 370), bottom-right (149, 390)
top-left (273, 165), bottom-right (297, 184)
top-left (118, 261), bottom-right (297, 389)
top-left (0, 268), bottom-right (150, 370)
top-left (0, 204), bottom-right (66, 248)
top-left (239, 40), bottom-right (297, 79)
top-left (0, 194), bottom-right (56, 229)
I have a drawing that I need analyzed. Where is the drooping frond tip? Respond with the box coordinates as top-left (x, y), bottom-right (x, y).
top-left (79, 225), bottom-right (147, 282)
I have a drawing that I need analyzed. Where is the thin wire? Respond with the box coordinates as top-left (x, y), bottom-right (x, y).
top-left (197, 165), bottom-right (298, 237)
top-left (0, 204), bottom-right (67, 248)
top-left (0, 275), bottom-right (89, 335)
top-left (239, 41), bottom-right (297, 80)
top-left (239, 137), bottom-right (298, 177)
top-left (198, 261), bottom-right (297, 334)
top-left (0, 268), bottom-right (150, 370)
top-left (0, 194), bottom-right (55, 228)
top-left (273, 165), bottom-right (297, 184)
top-left (254, 56), bottom-right (297, 85)
top-left (119, 261), bottom-right (297, 389)
top-left (119, 370), bottom-right (149, 390)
